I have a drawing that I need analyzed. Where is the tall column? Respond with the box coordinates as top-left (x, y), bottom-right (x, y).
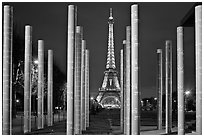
top-left (165, 40), bottom-right (172, 134)
top-left (67, 5), bottom-right (77, 135)
top-left (3, 5), bottom-right (13, 135)
top-left (24, 25), bottom-right (32, 133)
top-left (85, 49), bottom-right (90, 128)
top-left (157, 49), bottom-right (163, 130)
top-left (74, 26), bottom-right (83, 135)
top-left (131, 4), bottom-right (140, 135)
top-left (120, 49), bottom-right (124, 132)
top-left (38, 40), bottom-right (44, 129)
top-left (9, 6), bottom-right (13, 134)
top-left (177, 26), bottom-right (184, 135)
top-left (125, 26), bottom-right (131, 135)
top-left (123, 40), bottom-right (127, 135)
top-left (195, 5), bottom-right (202, 135)
top-left (48, 50), bottom-right (53, 126)
top-left (81, 40), bottom-right (86, 131)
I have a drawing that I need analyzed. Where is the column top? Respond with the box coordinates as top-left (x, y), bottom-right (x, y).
top-left (177, 26), bottom-right (183, 33)
top-left (4, 5), bottom-right (11, 8)
top-left (76, 26), bottom-right (83, 33)
top-left (195, 5), bottom-right (202, 9)
top-left (157, 49), bottom-right (162, 53)
top-left (165, 40), bottom-right (172, 45)
top-left (123, 40), bottom-right (126, 44)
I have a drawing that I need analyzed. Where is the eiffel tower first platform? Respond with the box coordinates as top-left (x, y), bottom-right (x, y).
top-left (96, 8), bottom-right (121, 109)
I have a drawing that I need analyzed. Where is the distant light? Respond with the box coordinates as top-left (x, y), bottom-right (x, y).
top-left (146, 100), bottom-right (148, 102)
top-left (141, 100), bottom-right (143, 103)
top-left (154, 97), bottom-right (157, 100)
top-left (185, 90), bottom-right (191, 96)
top-left (16, 99), bottom-right (20, 103)
top-left (55, 107), bottom-right (59, 110)
top-left (174, 100), bottom-right (176, 103)
top-left (90, 97), bottom-right (94, 100)
top-left (34, 60), bottom-right (38, 64)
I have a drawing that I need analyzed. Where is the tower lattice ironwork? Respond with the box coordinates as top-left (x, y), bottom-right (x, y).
top-left (96, 8), bottom-right (121, 108)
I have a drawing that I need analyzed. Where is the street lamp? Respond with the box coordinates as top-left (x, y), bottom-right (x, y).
top-left (141, 100), bottom-right (144, 107)
top-left (185, 90), bottom-right (191, 96)
top-left (185, 90), bottom-right (191, 111)
top-left (34, 59), bottom-right (38, 64)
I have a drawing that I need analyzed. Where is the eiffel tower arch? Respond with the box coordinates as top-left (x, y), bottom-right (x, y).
top-left (96, 8), bottom-right (121, 108)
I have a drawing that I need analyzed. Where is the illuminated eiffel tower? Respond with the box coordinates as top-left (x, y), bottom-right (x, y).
top-left (96, 8), bottom-right (121, 108)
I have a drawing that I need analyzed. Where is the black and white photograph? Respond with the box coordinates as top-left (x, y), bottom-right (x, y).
top-left (1, 1), bottom-right (203, 135)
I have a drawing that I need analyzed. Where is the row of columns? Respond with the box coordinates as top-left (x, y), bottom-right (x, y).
top-left (3, 3), bottom-right (201, 136)
top-left (156, 40), bottom-right (173, 134)
top-left (24, 28), bottom-right (54, 133)
top-left (120, 4), bottom-right (202, 135)
top-left (121, 4), bottom-right (140, 135)
top-left (155, 5), bottom-right (202, 135)
top-left (67, 5), bottom-right (90, 135)
top-left (176, 5), bottom-right (202, 135)
top-left (3, 5), bottom-right (54, 135)
top-left (24, 32), bottom-right (54, 132)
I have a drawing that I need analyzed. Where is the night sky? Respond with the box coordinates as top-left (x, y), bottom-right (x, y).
top-left (3, 2), bottom-right (196, 98)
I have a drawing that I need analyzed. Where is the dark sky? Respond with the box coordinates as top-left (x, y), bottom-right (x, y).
top-left (3, 2), bottom-right (196, 98)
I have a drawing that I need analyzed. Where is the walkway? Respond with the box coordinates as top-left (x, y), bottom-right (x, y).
top-left (19, 109), bottom-right (195, 135)
top-left (83, 108), bottom-right (120, 134)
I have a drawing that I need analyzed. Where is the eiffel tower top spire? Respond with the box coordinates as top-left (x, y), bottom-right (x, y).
top-left (106, 8), bottom-right (116, 69)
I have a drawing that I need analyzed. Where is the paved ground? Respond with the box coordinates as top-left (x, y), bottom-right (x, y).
top-left (26, 121), bottom-right (66, 135)
top-left (12, 112), bottom-right (66, 135)
top-left (83, 109), bottom-right (120, 134)
top-left (12, 109), bottom-right (196, 135)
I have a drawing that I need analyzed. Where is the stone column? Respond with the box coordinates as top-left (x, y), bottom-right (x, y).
top-left (67, 5), bottom-right (77, 135)
top-left (157, 49), bottom-right (163, 130)
top-left (125, 26), bottom-right (131, 135)
top-left (120, 49), bottom-right (124, 132)
top-left (123, 40), bottom-right (127, 135)
top-left (24, 25), bottom-right (32, 133)
top-left (3, 5), bottom-right (13, 135)
top-left (131, 4), bottom-right (140, 135)
top-left (48, 50), bottom-right (53, 126)
top-left (38, 40), bottom-right (44, 129)
top-left (81, 40), bottom-right (86, 131)
top-left (85, 49), bottom-right (90, 128)
top-left (9, 6), bottom-right (13, 134)
top-left (195, 5), bottom-right (202, 135)
top-left (74, 26), bottom-right (83, 135)
top-left (165, 40), bottom-right (172, 134)
top-left (177, 26), bottom-right (184, 135)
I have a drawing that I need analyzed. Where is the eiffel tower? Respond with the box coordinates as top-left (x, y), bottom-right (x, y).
top-left (96, 8), bottom-right (121, 108)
